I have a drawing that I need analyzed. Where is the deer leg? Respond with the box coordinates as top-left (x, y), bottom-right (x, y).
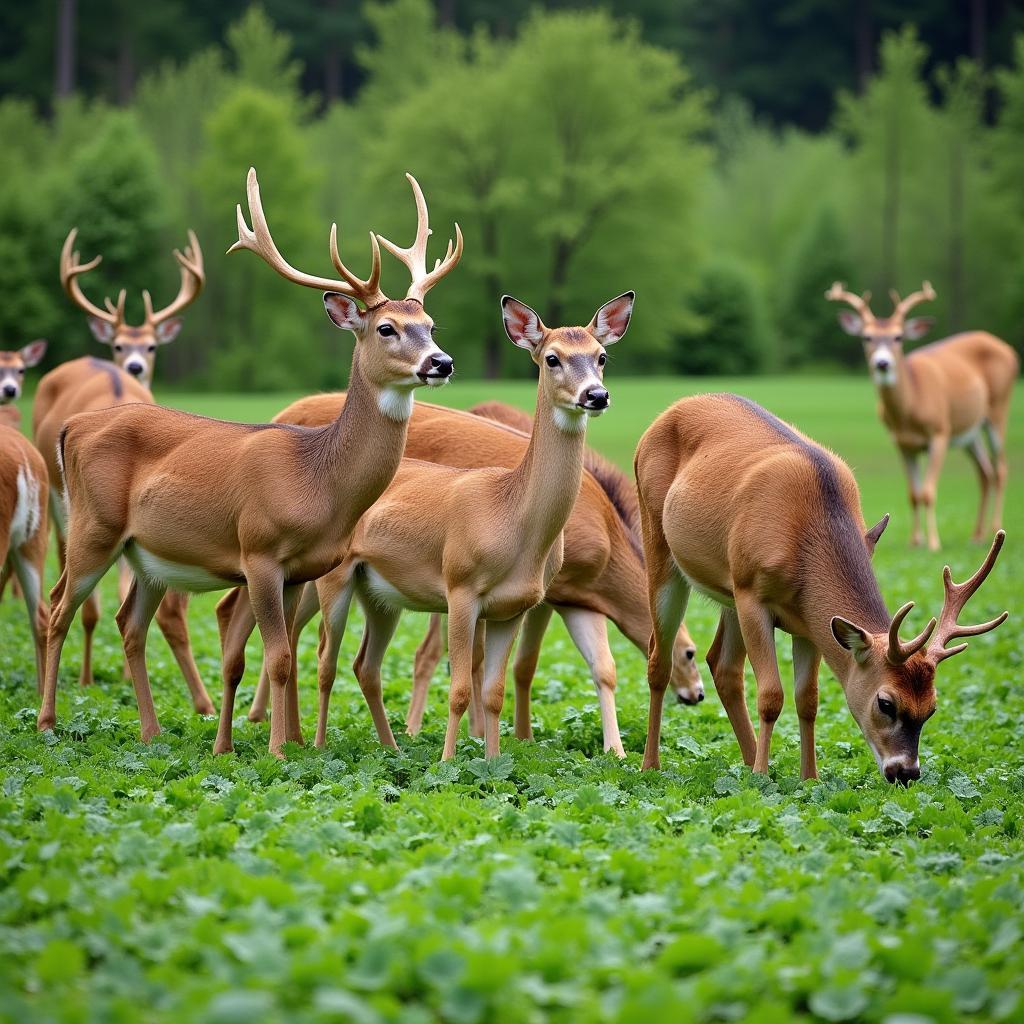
top-left (468, 624), bottom-right (486, 738)
top-left (154, 591), bottom-right (215, 715)
top-left (212, 588), bottom-right (256, 754)
top-left (407, 613), bottom-right (444, 735)
top-left (78, 589), bottom-right (100, 688)
top-left (310, 573), bottom-right (355, 748)
top-left (119, 557), bottom-right (133, 679)
top-left (511, 603), bottom-right (553, 741)
top-left (352, 602), bottom-right (401, 750)
top-left (115, 575), bottom-right (167, 743)
top-left (983, 417), bottom-right (1008, 532)
top-left (39, 537), bottom-right (121, 733)
top-left (921, 435), bottom-right (948, 552)
top-left (442, 591), bottom-right (479, 761)
top-left (642, 566), bottom-right (690, 771)
top-left (706, 609), bottom-right (755, 767)
top-left (792, 635), bottom-right (820, 781)
top-left (901, 449), bottom-right (923, 547)
top-left (735, 591), bottom-right (784, 774)
top-left (480, 614), bottom-right (525, 759)
top-left (965, 435), bottom-right (994, 543)
top-left (560, 606), bottom-right (624, 757)
top-left (11, 538), bottom-right (48, 696)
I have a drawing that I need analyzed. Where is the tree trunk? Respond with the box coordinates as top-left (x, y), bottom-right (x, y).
top-left (882, 112), bottom-right (901, 287)
top-left (437, 0), bottom-right (456, 29)
top-left (855, 0), bottom-right (873, 92)
top-left (324, 46), bottom-right (342, 104)
top-left (546, 238), bottom-right (573, 329)
top-left (481, 213), bottom-right (502, 378)
top-left (54, 0), bottom-right (77, 101)
top-left (116, 21), bottom-right (136, 104)
top-left (948, 136), bottom-right (965, 328)
top-left (970, 0), bottom-right (987, 67)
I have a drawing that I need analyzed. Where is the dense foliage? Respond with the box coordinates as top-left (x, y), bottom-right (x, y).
top-left (1, 378), bottom-right (1021, 1022)
top-left (1, 2), bottom-right (1023, 387)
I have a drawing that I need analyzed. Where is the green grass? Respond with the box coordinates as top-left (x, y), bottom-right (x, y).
top-left (1, 376), bottom-right (1021, 1023)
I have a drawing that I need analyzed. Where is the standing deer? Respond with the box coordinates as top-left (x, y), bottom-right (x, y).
top-left (33, 230), bottom-right (211, 712)
top-left (827, 281), bottom-right (1018, 550)
top-left (242, 396), bottom-right (703, 757)
top-left (636, 394), bottom-right (1008, 782)
top-left (0, 422), bottom-right (48, 692)
top-left (0, 340), bottom-right (48, 430)
top-left (37, 168), bottom-right (462, 756)
top-left (304, 293), bottom-right (633, 760)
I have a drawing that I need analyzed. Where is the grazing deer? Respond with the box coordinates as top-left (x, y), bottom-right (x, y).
top-left (0, 341), bottom-right (48, 430)
top-left (636, 394), bottom-right (1008, 782)
top-left (827, 281), bottom-right (1018, 551)
top-left (0, 423), bottom-right (48, 691)
top-left (33, 231), bottom-right (211, 712)
top-left (243, 396), bottom-right (703, 756)
top-left (37, 169), bottom-right (462, 755)
top-left (305, 293), bottom-right (633, 760)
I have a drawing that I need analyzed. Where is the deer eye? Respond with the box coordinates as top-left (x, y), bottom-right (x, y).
top-left (598, 352), bottom-right (607, 367)
top-left (377, 324), bottom-right (397, 338)
top-left (16, 368), bottom-right (25, 375)
top-left (545, 353), bottom-right (560, 368)
top-left (877, 696), bottom-right (897, 718)
top-left (114, 344), bottom-right (124, 353)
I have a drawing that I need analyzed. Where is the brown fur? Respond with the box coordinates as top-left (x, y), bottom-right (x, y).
top-left (635, 393), bottom-right (1007, 783)
top-left (0, 424), bottom-right (49, 691)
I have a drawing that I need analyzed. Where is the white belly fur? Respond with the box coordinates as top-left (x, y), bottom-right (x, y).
top-left (951, 423), bottom-right (983, 449)
top-left (360, 565), bottom-right (443, 614)
top-left (11, 463), bottom-right (41, 547)
top-left (126, 544), bottom-right (234, 593)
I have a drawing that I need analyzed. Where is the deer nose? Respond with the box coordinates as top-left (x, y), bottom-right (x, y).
top-left (1, 384), bottom-right (16, 398)
top-left (126, 361), bottom-right (144, 377)
top-left (430, 353), bottom-right (454, 377)
top-left (883, 759), bottom-right (920, 786)
top-left (875, 358), bottom-right (890, 372)
top-left (582, 386), bottom-right (609, 409)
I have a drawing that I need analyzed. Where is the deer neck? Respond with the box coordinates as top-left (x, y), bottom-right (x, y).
top-left (875, 349), bottom-right (916, 422)
top-left (507, 389), bottom-right (588, 551)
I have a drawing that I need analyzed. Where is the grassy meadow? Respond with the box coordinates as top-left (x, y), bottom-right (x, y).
top-left (1, 375), bottom-right (1022, 1023)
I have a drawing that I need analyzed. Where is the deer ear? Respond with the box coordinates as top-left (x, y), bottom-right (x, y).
top-left (501, 296), bottom-right (546, 351)
top-left (865, 512), bottom-right (890, 555)
top-left (88, 318), bottom-right (116, 344)
top-left (837, 311), bottom-right (863, 336)
top-left (903, 316), bottom-right (933, 341)
top-left (19, 339), bottom-right (47, 366)
top-left (588, 291), bottom-right (634, 346)
top-left (155, 318), bottom-right (182, 344)
top-left (323, 292), bottom-right (365, 333)
top-left (831, 616), bottom-right (874, 664)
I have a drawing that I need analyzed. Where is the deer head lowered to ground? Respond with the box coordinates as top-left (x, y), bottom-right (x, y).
top-left (827, 280), bottom-right (1018, 551)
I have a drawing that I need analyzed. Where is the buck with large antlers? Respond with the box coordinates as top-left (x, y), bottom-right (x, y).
top-left (38, 169), bottom-right (462, 755)
top-left (33, 231), bottom-right (210, 709)
top-left (0, 422), bottom-right (48, 692)
top-left (294, 293), bottom-right (633, 760)
top-left (241, 396), bottom-right (703, 756)
top-left (0, 340), bottom-right (47, 429)
top-left (636, 394), bottom-right (1008, 782)
top-left (827, 281), bottom-right (1018, 550)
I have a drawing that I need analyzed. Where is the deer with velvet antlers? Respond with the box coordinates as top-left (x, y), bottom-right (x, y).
top-left (37, 168), bottom-right (461, 755)
top-left (827, 281), bottom-right (1018, 551)
top-left (636, 394), bottom-right (1008, 783)
top-left (33, 230), bottom-right (211, 709)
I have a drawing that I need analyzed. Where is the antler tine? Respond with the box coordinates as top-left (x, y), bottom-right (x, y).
top-left (825, 281), bottom-right (875, 324)
top-left (60, 228), bottom-right (120, 325)
top-left (146, 230), bottom-right (207, 326)
top-left (891, 280), bottom-right (936, 322)
top-left (227, 167), bottom-right (385, 304)
top-left (376, 173), bottom-right (463, 303)
top-left (329, 223), bottom-right (384, 305)
top-left (927, 531), bottom-right (1009, 664)
top-left (886, 601), bottom-right (937, 665)
top-left (104, 290), bottom-right (126, 321)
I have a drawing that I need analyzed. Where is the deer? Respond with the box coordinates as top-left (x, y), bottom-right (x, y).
top-left (32, 230), bottom-right (211, 713)
top-left (0, 340), bottom-right (48, 430)
top-left (636, 393), bottom-right (1008, 783)
top-left (0, 421), bottom-right (49, 692)
top-left (298, 292), bottom-right (634, 760)
top-left (241, 395), bottom-right (703, 757)
top-left (827, 281), bottom-right (1018, 551)
top-left (37, 168), bottom-right (462, 757)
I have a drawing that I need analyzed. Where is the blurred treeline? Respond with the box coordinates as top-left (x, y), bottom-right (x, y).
top-left (1, 1), bottom-right (1023, 387)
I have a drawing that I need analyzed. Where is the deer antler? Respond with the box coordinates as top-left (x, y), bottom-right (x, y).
top-left (825, 281), bottom-right (876, 324)
top-left (376, 173), bottom-right (463, 304)
top-left (890, 281), bottom-right (936, 323)
top-left (229, 167), bottom-right (388, 308)
top-left (926, 531), bottom-right (1008, 664)
top-left (143, 230), bottom-right (206, 326)
top-left (886, 601), bottom-right (937, 665)
top-left (60, 229), bottom-right (123, 326)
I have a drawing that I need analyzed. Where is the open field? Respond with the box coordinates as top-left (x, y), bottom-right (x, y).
top-left (1, 376), bottom-right (1022, 1022)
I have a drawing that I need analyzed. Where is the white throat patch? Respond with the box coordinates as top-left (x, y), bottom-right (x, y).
top-left (553, 406), bottom-right (587, 434)
top-left (377, 386), bottom-right (415, 422)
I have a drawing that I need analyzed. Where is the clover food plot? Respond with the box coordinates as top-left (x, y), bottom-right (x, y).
top-left (1, 377), bottom-right (1021, 1023)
